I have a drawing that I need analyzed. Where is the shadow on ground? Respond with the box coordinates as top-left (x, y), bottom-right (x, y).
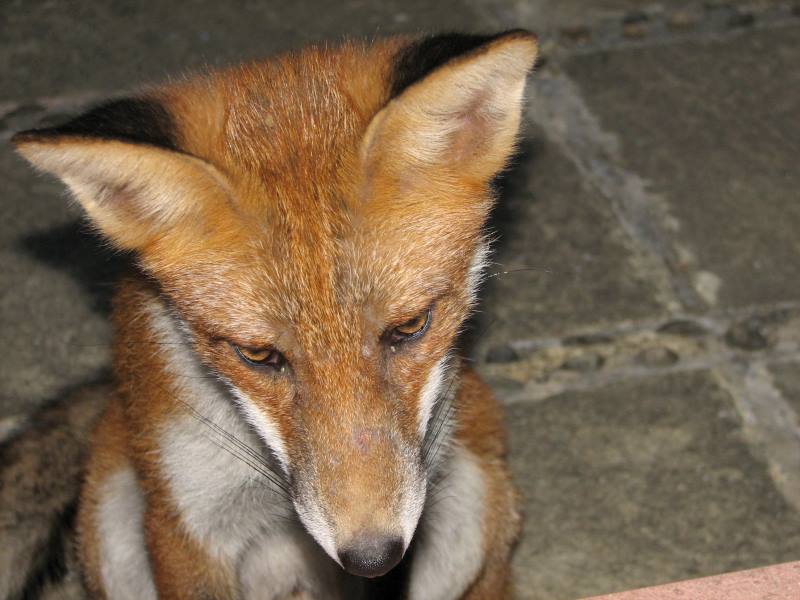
top-left (19, 221), bottom-right (133, 316)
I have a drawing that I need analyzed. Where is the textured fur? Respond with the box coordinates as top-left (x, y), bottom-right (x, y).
top-left (10, 31), bottom-right (536, 599)
top-left (0, 386), bottom-right (107, 599)
top-left (96, 468), bottom-right (156, 599)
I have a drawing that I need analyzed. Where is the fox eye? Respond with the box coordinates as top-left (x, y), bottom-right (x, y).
top-left (388, 309), bottom-right (432, 345)
top-left (234, 345), bottom-right (287, 371)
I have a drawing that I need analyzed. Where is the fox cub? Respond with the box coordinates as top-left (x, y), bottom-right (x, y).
top-left (13, 30), bottom-right (537, 600)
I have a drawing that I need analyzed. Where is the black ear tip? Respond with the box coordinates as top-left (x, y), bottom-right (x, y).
top-left (10, 130), bottom-right (40, 146)
top-left (10, 125), bottom-right (72, 148)
top-left (498, 28), bottom-right (537, 41)
top-left (391, 29), bottom-right (538, 98)
top-left (10, 98), bottom-right (178, 152)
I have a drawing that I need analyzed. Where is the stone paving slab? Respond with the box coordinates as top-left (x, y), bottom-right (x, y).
top-left (507, 371), bottom-right (800, 599)
top-left (768, 361), bottom-right (800, 425)
top-left (0, 0), bottom-right (486, 103)
top-left (478, 0), bottom-right (787, 32)
top-left (565, 25), bottom-right (800, 311)
top-left (0, 148), bottom-right (112, 417)
top-left (473, 130), bottom-right (665, 356)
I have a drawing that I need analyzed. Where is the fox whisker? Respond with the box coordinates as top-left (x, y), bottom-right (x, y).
top-left (421, 368), bottom-right (459, 468)
top-left (177, 399), bottom-right (291, 498)
top-left (486, 265), bottom-right (553, 279)
top-left (423, 313), bottom-right (502, 468)
top-left (424, 389), bottom-right (457, 470)
top-left (198, 432), bottom-right (293, 504)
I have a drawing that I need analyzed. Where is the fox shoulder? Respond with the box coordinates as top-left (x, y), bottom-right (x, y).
top-left (0, 385), bottom-right (109, 600)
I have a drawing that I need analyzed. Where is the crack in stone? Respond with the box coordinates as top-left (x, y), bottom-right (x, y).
top-left (478, 301), bottom-right (800, 400)
top-left (524, 71), bottom-right (706, 312)
top-left (714, 362), bottom-right (800, 512)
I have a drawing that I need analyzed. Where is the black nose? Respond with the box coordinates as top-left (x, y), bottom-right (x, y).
top-left (338, 534), bottom-right (405, 578)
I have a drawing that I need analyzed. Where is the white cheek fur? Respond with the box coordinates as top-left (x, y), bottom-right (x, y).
top-left (418, 242), bottom-right (488, 439)
top-left (417, 354), bottom-right (451, 439)
top-left (292, 493), bottom-right (342, 565)
top-left (466, 240), bottom-right (491, 307)
top-left (228, 385), bottom-right (291, 474)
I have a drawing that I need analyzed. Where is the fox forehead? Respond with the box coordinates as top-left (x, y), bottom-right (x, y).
top-left (165, 40), bottom-right (398, 192)
top-left (157, 208), bottom-right (476, 345)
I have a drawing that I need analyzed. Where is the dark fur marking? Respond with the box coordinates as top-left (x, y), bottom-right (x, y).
top-left (391, 30), bottom-right (528, 98)
top-left (16, 499), bottom-right (79, 600)
top-left (14, 97), bottom-right (177, 151)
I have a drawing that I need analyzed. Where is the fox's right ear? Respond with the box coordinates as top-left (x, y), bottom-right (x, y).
top-left (12, 98), bottom-right (232, 251)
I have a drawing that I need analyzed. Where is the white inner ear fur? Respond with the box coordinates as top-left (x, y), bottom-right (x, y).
top-left (15, 140), bottom-right (231, 250)
top-left (362, 37), bottom-right (537, 171)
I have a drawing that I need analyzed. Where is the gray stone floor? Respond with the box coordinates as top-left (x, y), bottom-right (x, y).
top-left (2, 1), bottom-right (800, 598)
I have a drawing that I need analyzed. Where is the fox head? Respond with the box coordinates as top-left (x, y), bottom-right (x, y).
top-left (14, 31), bottom-right (537, 577)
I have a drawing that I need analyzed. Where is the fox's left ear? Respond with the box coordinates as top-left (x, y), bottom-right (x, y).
top-left (363, 30), bottom-right (538, 183)
top-left (11, 98), bottom-right (231, 252)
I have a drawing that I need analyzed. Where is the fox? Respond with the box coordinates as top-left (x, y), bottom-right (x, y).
top-left (9, 30), bottom-right (537, 599)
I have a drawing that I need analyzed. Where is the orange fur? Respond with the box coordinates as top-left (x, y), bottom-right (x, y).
top-left (14, 31), bottom-right (537, 599)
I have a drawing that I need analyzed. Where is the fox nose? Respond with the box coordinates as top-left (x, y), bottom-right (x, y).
top-left (338, 534), bottom-right (404, 578)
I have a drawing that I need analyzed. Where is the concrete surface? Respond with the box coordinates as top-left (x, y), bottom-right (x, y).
top-left (508, 372), bottom-right (800, 598)
top-left (2, 0), bottom-right (800, 598)
top-left (476, 130), bottom-right (664, 349)
top-left (770, 361), bottom-right (800, 419)
top-left (566, 25), bottom-right (800, 310)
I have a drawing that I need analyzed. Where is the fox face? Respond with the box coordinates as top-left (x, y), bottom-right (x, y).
top-left (14, 32), bottom-right (537, 578)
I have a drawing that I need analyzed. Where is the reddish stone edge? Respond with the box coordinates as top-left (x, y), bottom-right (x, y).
top-left (582, 561), bottom-right (800, 600)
